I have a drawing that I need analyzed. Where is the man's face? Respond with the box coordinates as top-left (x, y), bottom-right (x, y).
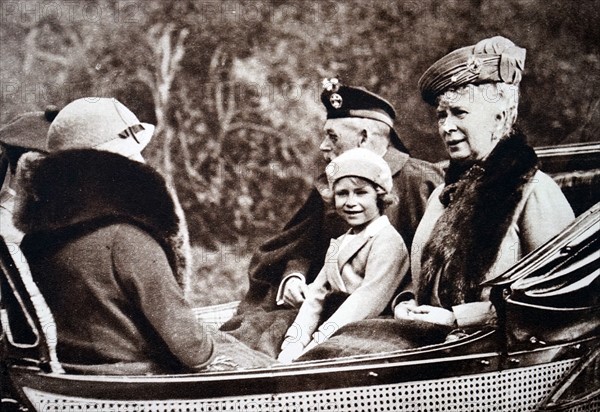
top-left (320, 118), bottom-right (363, 162)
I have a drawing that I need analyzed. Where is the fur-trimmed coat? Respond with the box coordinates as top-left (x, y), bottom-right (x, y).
top-left (13, 150), bottom-right (213, 374)
top-left (409, 134), bottom-right (574, 328)
top-left (14, 150), bottom-right (192, 293)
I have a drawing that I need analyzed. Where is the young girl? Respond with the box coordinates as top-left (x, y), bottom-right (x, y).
top-left (277, 148), bottom-right (410, 363)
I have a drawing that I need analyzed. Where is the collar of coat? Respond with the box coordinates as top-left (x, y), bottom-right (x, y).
top-left (417, 130), bottom-right (538, 308)
top-left (13, 149), bottom-right (192, 293)
top-left (335, 215), bottom-right (391, 268)
top-left (324, 215), bottom-right (391, 293)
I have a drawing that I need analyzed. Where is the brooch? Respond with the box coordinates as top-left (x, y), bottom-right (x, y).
top-left (466, 55), bottom-right (483, 75)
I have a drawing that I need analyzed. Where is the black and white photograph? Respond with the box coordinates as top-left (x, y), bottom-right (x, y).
top-left (1, 0), bottom-right (599, 410)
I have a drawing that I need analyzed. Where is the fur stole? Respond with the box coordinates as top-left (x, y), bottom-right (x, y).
top-left (13, 150), bottom-right (192, 295)
top-left (417, 131), bottom-right (538, 308)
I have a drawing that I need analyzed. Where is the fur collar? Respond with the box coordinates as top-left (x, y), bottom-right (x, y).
top-left (417, 131), bottom-right (538, 307)
top-left (13, 150), bottom-right (192, 294)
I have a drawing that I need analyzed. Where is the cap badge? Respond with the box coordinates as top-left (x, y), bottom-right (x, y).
top-left (330, 93), bottom-right (343, 109)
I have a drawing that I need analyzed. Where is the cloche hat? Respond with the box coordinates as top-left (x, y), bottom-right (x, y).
top-left (47, 97), bottom-right (154, 160)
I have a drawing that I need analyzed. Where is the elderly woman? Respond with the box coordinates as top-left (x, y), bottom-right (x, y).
top-left (393, 36), bottom-right (574, 331)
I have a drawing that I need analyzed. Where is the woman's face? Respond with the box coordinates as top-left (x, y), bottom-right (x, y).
top-left (436, 86), bottom-right (506, 163)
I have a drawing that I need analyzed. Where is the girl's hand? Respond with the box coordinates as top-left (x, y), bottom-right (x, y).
top-left (408, 305), bottom-right (457, 326)
top-left (394, 299), bottom-right (419, 320)
top-left (278, 340), bottom-right (305, 364)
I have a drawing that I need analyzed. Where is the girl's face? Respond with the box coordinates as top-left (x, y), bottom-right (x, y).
top-left (333, 177), bottom-right (380, 231)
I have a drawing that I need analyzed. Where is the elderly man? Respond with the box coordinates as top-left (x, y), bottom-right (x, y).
top-left (221, 79), bottom-right (443, 356)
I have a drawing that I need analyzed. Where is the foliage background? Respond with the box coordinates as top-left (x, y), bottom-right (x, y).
top-left (1, 0), bottom-right (599, 305)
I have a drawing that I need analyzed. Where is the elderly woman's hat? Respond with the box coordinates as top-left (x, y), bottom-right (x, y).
top-left (321, 78), bottom-right (408, 154)
top-left (47, 97), bottom-right (154, 160)
top-left (419, 36), bottom-right (526, 106)
top-left (0, 106), bottom-right (59, 151)
top-left (326, 147), bottom-right (393, 194)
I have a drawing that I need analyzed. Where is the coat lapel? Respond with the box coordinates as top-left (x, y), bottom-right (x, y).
top-left (336, 216), bottom-right (391, 269)
top-left (329, 216), bottom-right (391, 292)
top-left (336, 233), bottom-right (370, 269)
top-left (322, 238), bottom-right (344, 292)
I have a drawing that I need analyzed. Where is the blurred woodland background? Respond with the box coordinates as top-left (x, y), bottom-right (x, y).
top-left (1, 0), bottom-right (599, 305)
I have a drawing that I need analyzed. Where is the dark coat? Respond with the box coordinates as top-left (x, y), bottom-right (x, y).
top-left (14, 150), bottom-right (213, 374)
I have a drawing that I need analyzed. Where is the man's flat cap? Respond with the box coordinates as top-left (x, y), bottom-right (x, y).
top-left (321, 78), bottom-right (408, 154)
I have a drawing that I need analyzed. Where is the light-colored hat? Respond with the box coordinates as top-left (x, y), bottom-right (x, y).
top-left (418, 36), bottom-right (526, 106)
top-left (326, 148), bottom-right (393, 193)
top-left (46, 97), bottom-right (154, 159)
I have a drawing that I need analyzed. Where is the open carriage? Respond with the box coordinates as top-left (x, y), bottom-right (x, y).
top-left (1, 143), bottom-right (599, 412)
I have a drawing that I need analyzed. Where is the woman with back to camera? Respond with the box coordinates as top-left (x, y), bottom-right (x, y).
top-left (12, 97), bottom-right (216, 374)
top-left (13, 97), bottom-right (275, 373)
